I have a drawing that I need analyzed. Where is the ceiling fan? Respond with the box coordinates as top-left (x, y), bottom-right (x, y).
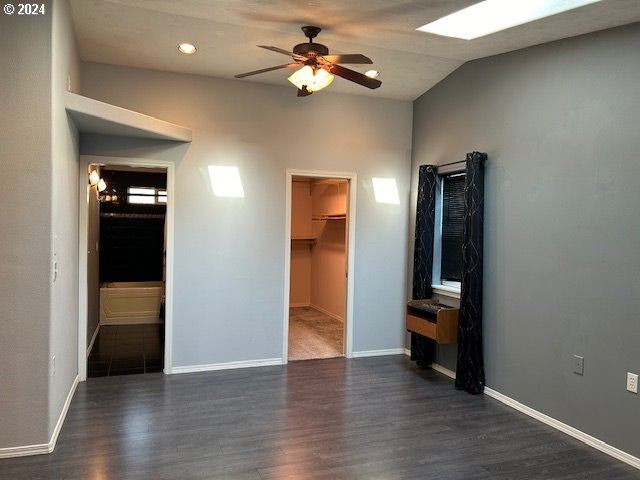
top-left (234, 26), bottom-right (382, 97)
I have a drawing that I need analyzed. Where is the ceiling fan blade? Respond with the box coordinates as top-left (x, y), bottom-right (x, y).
top-left (258, 45), bottom-right (307, 61)
top-left (321, 54), bottom-right (373, 64)
top-left (327, 64), bottom-right (382, 89)
top-left (235, 63), bottom-right (299, 79)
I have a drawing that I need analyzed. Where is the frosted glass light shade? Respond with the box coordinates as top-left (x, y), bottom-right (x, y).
top-left (288, 66), bottom-right (334, 92)
top-left (89, 170), bottom-right (100, 186)
top-left (97, 178), bottom-right (107, 192)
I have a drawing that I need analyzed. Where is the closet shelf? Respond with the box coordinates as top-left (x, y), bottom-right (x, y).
top-left (312, 213), bottom-right (346, 220)
top-left (291, 236), bottom-right (317, 244)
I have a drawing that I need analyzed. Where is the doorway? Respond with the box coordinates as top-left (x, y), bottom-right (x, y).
top-left (88, 165), bottom-right (167, 377)
top-left (78, 156), bottom-right (175, 380)
top-left (284, 170), bottom-right (356, 362)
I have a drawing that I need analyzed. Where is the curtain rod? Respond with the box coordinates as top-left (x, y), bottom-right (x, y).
top-left (436, 159), bottom-right (466, 168)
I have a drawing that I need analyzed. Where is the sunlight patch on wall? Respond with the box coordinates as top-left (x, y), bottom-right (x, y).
top-left (208, 165), bottom-right (245, 198)
top-left (372, 177), bottom-right (400, 205)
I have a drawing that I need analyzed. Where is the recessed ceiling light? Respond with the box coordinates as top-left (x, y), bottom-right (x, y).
top-left (365, 70), bottom-right (379, 79)
top-left (417, 0), bottom-right (605, 40)
top-left (178, 43), bottom-right (197, 54)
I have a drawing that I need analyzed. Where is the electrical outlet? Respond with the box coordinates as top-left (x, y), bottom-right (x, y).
top-left (627, 373), bottom-right (638, 394)
top-left (573, 355), bottom-right (584, 375)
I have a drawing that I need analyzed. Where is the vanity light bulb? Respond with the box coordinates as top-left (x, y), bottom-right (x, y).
top-left (89, 170), bottom-right (100, 186)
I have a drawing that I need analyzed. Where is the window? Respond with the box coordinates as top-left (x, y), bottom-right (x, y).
top-left (433, 172), bottom-right (465, 294)
top-left (441, 173), bottom-right (465, 283)
top-left (128, 187), bottom-right (167, 205)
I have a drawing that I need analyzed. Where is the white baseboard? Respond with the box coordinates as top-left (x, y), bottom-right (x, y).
top-left (0, 375), bottom-right (78, 459)
top-left (100, 317), bottom-right (162, 325)
top-left (309, 303), bottom-right (344, 323)
top-left (86, 324), bottom-right (100, 358)
top-left (484, 387), bottom-right (640, 471)
top-left (0, 442), bottom-right (51, 459)
top-left (352, 348), bottom-right (406, 358)
top-left (431, 362), bottom-right (456, 379)
top-left (425, 362), bottom-right (639, 471)
top-left (49, 375), bottom-right (79, 452)
top-left (169, 358), bottom-right (283, 374)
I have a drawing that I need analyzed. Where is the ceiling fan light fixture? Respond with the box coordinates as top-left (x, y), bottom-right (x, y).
top-left (288, 65), bottom-right (334, 93)
top-left (178, 43), bottom-right (197, 54)
top-left (365, 70), bottom-right (379, 78)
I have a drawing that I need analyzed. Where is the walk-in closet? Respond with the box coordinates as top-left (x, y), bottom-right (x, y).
top-left (288, 176), bottom-right (348, 361)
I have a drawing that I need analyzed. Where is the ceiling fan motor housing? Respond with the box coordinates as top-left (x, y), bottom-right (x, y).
top-left (293, 42), bottom-right (329, 57)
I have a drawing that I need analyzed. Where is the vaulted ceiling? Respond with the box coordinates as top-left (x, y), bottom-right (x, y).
top-left (69, 0), bottom-right (640, 100)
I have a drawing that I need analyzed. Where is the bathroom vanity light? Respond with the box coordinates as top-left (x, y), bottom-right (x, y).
top-left (89, 170), bottom-right (107, 192)
top-left (89, 170), bottom-right (100, 186)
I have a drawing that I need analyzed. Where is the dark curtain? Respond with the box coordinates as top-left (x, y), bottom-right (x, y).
top-left (411, 165), bottom-right (437, 367)
top-left (455, 152), bottom-right (487, 394)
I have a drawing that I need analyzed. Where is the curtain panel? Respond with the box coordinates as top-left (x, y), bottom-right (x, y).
top-left (411, 165), bottom-right (437, 367)
top-left (455, 151), bottom-right (487, 394)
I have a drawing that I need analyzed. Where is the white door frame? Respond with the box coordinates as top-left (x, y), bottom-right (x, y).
top-left (77, 155), bottom-right (175, 380)
top-left (283, 169), bottom-right (356, 362)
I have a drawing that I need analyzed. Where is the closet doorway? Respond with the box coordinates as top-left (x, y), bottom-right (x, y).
top-left (284, 170), bottom-right (356, 362)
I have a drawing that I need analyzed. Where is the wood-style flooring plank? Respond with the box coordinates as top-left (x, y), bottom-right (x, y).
top-left (0, 356), bottom-right (637, 479)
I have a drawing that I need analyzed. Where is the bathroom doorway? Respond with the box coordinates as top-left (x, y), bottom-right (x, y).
top-left (284, 170), bottom-right (356, 362)
top-left (86, 165), bottom-right (167, 377)
top-left (79, 157), bottom-right (175, 380)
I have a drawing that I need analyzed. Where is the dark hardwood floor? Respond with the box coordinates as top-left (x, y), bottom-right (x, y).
top-left (1, 356), bottom-right (637, 479)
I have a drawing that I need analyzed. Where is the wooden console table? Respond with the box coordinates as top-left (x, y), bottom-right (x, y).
top-left (406, 299), bottom-right (459, 344)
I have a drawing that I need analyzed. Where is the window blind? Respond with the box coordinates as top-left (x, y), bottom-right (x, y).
top-left (441, 174), bottom-right (465, 281)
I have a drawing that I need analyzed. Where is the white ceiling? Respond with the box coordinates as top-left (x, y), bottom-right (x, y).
top-left (69, 0), bottom-right (640, 101)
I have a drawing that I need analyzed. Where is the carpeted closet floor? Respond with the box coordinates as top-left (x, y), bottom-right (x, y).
top-left (288, 307), bottom-right (344, 361)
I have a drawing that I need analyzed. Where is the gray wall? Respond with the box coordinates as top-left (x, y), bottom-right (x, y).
top-left (0, 5), bottom-right (52, 447)
top-left (49, 0), bottom-right (80, 437)
top-left (411, 24), bottom-right (640, 457)
top-left (79, 63), bottom-right (413, 367)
